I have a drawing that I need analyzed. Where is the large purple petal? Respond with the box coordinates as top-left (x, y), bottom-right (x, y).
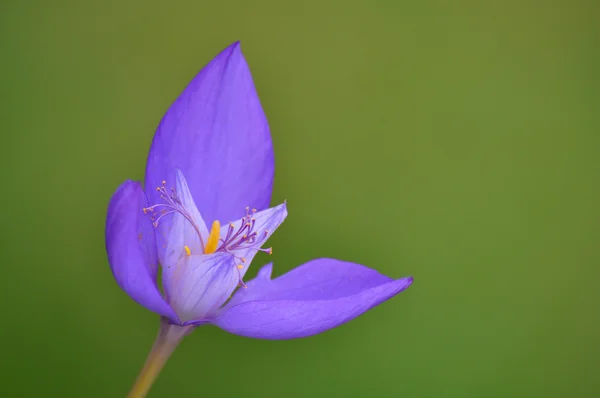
top-left (105, 180), bottom-right (178, 321)
top-left (213, 259), bottom-right (413, 339)
top-left (145, 41), bottom-right (274, 236)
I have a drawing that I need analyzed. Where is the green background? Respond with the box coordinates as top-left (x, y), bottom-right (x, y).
top-left (1, 1), bottom-right (598, 397)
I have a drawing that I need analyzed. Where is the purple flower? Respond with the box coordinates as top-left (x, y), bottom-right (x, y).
top-left (105, 42), bottom-right (413, 341)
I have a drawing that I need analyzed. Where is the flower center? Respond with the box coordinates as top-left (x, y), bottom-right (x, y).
top-left (143, 181), bottom-right (273, 262)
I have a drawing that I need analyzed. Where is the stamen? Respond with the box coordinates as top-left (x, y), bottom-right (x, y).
top-left (213, 206), bottom-right (273, 259)
top-left (142, 181), bottom-right (205, 249)
top-left (204, 220), bottom-right (221, 254)
top-left (221, 222), bottom-right (235, 244)
top-left (184, 245), bottom-right (191, 256)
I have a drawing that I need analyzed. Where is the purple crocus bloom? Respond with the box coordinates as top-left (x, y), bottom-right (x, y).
top-left (106, 42), bottom-right (412, 397)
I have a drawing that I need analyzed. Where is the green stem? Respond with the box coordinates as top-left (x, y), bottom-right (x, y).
top-left (127, 319), bottom-right (192, 398)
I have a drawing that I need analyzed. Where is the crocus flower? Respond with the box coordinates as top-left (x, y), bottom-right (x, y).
top-left (105, 42), bottom-right (413, 398)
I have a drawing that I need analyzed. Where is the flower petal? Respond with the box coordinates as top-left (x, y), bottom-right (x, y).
top-left (105, 180), bottom-right (178, 321)
top-left (220, 202), bottom-right (287, 279)
top-left (145, 41), bottom-right (274, 231)
top-left (158, 168), bottom-right (209, 272)
top-left (214, 259), bottom-right (413, 339)
top-left (165, 252), bottom-right (239, 323)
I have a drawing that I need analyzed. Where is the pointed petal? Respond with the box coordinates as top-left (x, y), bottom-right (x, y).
top-left (145, 41), bottom-right (274, 231)
top-left (105, 180), bottom-right (178, 321)
top-left (165, 252), bottom-right (239, 323)
top-left (221, 203), bottom-right (287, 279)
top-left (214, 259), bottom-right (413, 339)
top-left (157, 168), bottom-right (209, 273)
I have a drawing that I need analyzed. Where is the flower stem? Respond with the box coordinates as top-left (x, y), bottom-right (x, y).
top-left (127, 319), bottom-right (192, 398)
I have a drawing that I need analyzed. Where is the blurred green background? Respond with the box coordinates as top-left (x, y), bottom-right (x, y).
top-left (1, 0), bottom-right (599, 397)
